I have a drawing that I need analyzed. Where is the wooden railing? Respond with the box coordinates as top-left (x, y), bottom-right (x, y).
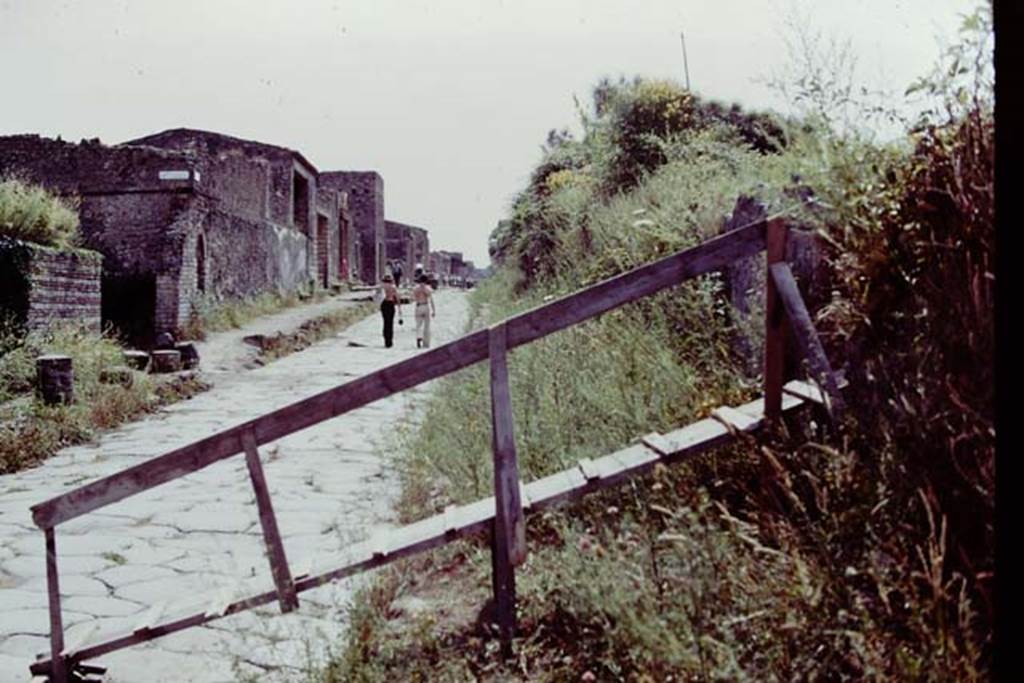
top-left (29, 217), bottom-right (843, 680)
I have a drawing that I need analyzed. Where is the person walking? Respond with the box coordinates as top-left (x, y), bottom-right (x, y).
top-left (391, 260), bottom-right (404, 288)
top-left (378, 273), bottom-right (402, 348)
top-left (413, 273), bottom-right (436, 348)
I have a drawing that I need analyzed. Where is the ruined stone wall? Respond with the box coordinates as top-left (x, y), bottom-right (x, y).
top-left (197, 151), bottom-right (270, 222)
top-left (201, 209), bottom-right (310, 302)
top-left (0, 134), bottom-right (198, 195)
top-left (0, 239), bottom-right (102, 332)
top-left (320, 171), bottom-right (383, 284)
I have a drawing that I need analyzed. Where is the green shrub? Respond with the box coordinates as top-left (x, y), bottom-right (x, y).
top-left (0, 177), bottom-right (81, 249)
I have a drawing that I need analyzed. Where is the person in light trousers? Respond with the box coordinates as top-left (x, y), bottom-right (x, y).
top-left (412, 273), bottom-right (436, 348)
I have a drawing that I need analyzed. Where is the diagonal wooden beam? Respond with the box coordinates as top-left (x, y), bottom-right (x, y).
top-left (31, 219), bottom-right (767, 530)
top-left (769, 262), bottom-right (845, 417)
top-left (242, 429), bottom-right (299, 612)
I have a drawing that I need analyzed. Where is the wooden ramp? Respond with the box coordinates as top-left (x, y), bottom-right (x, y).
top-left (31, 379), bottom-right (833, 675)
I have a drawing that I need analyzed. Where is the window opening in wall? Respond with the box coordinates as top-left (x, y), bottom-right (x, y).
top-left (317, 213), bottom-right (329, 288)
top-left (292, 171), bottom-right (310, 234)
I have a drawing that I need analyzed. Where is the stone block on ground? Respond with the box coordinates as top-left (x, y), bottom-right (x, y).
top-left (36, 354), bottom-right (74, 405)
top-left (154, 331), bottom-right (176, 350)
top-left (175, 342), bottom-right (200, 370)
top-left (150, 350), bottom-right (182, 374)
top-left (123, 350), bottom-right (150, 371)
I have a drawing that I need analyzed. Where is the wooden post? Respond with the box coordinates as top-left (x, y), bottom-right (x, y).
top-left (241, 430), bottom-right (299, 612)
top-left (768, 262), bottom-right (845, 417)
top-left (488, 322), bottom-right (525, 658)
top-left (763, 218), bottom-right (788, 420)
top-left (45, 528), bottom-right (67, 682)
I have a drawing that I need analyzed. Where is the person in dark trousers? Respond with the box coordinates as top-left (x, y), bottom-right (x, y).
top-left (391, 260), bottom-right (404, 287)
top-left (379, 273), bottom-right (402, 348)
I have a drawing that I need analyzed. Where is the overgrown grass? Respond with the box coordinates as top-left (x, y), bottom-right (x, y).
top-left (0, 177), bottom-right (81, 249)
top-left (0, 324), bottom-right (209, 473)
top-left (329, 7), bottom-right (992, 681)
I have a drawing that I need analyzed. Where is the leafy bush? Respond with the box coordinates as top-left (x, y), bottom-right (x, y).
top-left (0, 177), bottom-right (81, 249)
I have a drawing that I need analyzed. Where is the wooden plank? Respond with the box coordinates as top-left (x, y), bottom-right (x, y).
top-left (488, 322), bottom-right (524, 657)
top-left (769, 262), bottom-right (845, 416)
top-left (442, 504), bottom-right (458, 535)
top-left (372, 530), bottom-right (390, 559)
top-left (577, 457), bottom-right (601, 481)
top-left (640, 432), bottom-right (673, 456)
top-left (782, 379), bottom-right (826, 405)
top-left (31, 222), bottom-right (766, 530)
top-left (44, 528), bottom-right (67, 683)
top-left (659, 418), bottom-right (729, 453)
top-left (242, 429), bottom-right (299, 613)
top-left (764, 218), bottom-right (788, 419)
top-left (711, 406), bottom-right (761, 432)
top-left (33, 382), bottom-right (834, 677)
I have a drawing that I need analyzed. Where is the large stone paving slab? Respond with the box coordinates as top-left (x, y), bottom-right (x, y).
top-left (0, 291), bottom-right (469, 682)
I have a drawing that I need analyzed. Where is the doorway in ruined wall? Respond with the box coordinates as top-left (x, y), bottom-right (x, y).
top-left (195, 233), bottom-right (207, 294)
top-left (102, 272), bottom-right (155, 346)
top-left (292, 172), bottom-right (310, 235)
top-left (316, 213), bottom-right (329, 288)
top-left (338, 213), bottom-right (350, 280)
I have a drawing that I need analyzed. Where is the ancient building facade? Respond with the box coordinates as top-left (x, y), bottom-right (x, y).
top-left (319, 171), bottom-right (385, 284)
top-left (0, 130), bottom-right (361, 341)
top-left (384, 220), bottom-right (429, 283)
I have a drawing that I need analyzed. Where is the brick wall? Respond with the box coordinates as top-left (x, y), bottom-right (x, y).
top-left (320, 171), bottom-right (384, 284)
top-left (0, 239), bottom-right (103, 332)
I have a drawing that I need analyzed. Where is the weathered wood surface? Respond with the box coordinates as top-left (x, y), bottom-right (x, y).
top-left (769, 262), bottom-right (845, 416)
top-left (31, 381), bottom-right (827, 677)
top-left (45, 528), bottom-right (66, 681)
top-left (32, 220), bottom-right (766, 530)
top-left (488, 322), bottom-right (525, 657)
top-left (242, 429), bottom-right (299, 612)
top-left (764, 217), bottom-right (787, 419)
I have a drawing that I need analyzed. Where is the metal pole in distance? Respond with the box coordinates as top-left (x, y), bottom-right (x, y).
top-left (488, 321), bottom-right (526, 659)
top-left (680, 30), bottom-right (692, 90)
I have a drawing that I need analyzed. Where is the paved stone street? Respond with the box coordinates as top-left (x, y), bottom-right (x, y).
top-left (0, 290), bottom-right (469, 682)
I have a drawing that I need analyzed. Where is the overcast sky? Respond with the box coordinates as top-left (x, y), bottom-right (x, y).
top-left (1, 0), bottom-right (975, 265)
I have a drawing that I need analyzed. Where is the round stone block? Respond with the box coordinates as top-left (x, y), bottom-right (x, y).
top-left (36, 354), bottom-right (74, 405)
top-left (150, 349), bottom-right (182, 374)
top-left (175, 342), bottom-right (200, 370)
top-left (123, 350), bottom-right (150, 371)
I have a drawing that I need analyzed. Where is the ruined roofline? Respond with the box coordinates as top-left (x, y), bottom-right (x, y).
top-left (122, 127), bottom-right (320, 176)
top-left (319, 169), bottom-right (383, 182)
top-left (0, 132), bottom-right (198, 162)
top-left (384, 219), bottom-right (428, 233)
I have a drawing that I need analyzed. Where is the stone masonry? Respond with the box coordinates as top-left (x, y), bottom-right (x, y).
top-left (319, 171), bottom-right (385, 284)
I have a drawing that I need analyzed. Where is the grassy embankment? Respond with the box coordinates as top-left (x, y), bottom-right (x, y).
top-left (327, 7), bottom-right (992, 682)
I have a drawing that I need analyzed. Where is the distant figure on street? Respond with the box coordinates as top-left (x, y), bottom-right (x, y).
top-left (379, 273), bottom-right (402, 348)
top-left (413, 273), bottom-right (436, 348)
top-left (391, 260), bottom-right (404, 287)
top-left (414, 262), bottom-right (424, 282)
